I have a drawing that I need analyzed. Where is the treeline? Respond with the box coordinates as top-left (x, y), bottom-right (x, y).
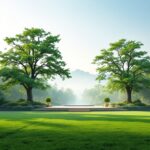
top-left (82, 85), bottom-right (150, 105)
top-left (0, 84), bottom-right (76, 105)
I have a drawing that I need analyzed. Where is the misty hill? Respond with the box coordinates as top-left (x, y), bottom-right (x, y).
top-left (51, 69), bottom-right (97, 97)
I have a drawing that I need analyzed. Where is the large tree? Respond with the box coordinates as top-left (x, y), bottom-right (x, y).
top-left (0, 28), bottom-right (70, 103)
top-left (93, 39), bottom-right (150, 103)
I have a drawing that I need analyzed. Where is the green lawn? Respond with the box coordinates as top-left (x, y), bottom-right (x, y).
top-left (0, 111), bottom-right (150, 150)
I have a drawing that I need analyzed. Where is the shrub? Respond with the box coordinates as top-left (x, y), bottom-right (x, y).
top-left (6, 102), bottom-right (19, 106)
top-left (104, 97), bottom-right (110, 103)
top-left (2, 99), bottom-right (28, 107)
top-left (46, 98), bottom-right (51, 103)
top-left (111, 103), bottom-right (116, 108)
top-left (104, 97), bottom-right (110, 107)
top-left (46, 98), bottom-right (52, 106)
top-left (116, 101), bottom-right (128, 106)
top-left (32, 101), bottom-right (45, 107)
top-left (17, 99), bottom-right (26, 103)
top-left (114, 99), bottom-right (147, 107)
top-left (0, 99), bottom-right (8, 105)
top-left (133, 99), bottom-right (146, 106)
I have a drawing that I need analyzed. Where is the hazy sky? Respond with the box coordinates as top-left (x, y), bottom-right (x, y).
top-left (0, 0), bottom-right (150, 73)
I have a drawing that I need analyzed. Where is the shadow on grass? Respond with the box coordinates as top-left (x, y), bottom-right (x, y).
top-left (0, 125), bottom-right (150, 150)
top-left (0, 112), bottom-right (150, 150)
top-left (1, 112), bottom-right (149, 124)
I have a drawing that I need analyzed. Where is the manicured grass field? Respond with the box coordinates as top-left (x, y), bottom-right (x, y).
top-left (0, 111), bottom-right (150, 150)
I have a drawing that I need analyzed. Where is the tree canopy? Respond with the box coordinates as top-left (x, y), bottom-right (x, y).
top-left (93, 39), bottom-right (150, 103)
top-left (0, 28), bottom-right (70, 102)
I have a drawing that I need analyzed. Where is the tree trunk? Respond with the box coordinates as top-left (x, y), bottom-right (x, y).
top-left (126, 86), bottom-right (132, 103)
top-left (26, 87), bottom-right (33, 103)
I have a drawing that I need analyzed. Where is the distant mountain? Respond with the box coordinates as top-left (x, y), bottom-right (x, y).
top-left (71, 69), bottom-right (96, 81)
top-left (50, 69), bottom-right (97, 97)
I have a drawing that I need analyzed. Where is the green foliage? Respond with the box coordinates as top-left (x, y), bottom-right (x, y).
top-left (82, 84), bottom-right (125, 105)
top-left (0, 28), bottom-right (70, 101)
top-left (137, 88), bottom-right (150, 104)
top-left (0, 99), bottom-right (8, 105)
top-left (82, 85), bottom-right (103, 104)
top-left (46, 97), bottom-right (51, 103)
top-left (133, 99), bottom-right (146, 106)
top-left (17, 98), bottom-right (26, 103)
top-left (0, 82), bottom-right (76, 105)
top-left (93, 39), bottom-right (150, 102)
top-left (3, 85), bottom-right (25, 101)
top-left (0, 90), bottom-right (6, 105)
top-left (1, 99), bottom-right (45, 107)
top-left (104, 97), bottom-right (110, 103)
top-left (32, 86), bottom-right (76, 105)
top-left (104, 97), bottom-right (110, 107)
top-left (0, 91), bottom-right (5, 101)
top-left (46, 97), bottom-right (51, 106)
top-left (113, 99), bottom-right (147, 107)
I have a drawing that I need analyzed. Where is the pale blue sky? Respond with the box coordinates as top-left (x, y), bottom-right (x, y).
top-left (0, 0), bottom-right (150, 73)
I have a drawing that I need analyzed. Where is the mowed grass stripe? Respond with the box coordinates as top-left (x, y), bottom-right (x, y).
top-left (0, 111), bottom-right (150, 150)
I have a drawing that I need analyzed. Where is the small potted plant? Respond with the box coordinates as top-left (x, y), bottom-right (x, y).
top-left (46, 97), bottom-right (52, 107)
top-left (104, 97), bottom-right (110, 107)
